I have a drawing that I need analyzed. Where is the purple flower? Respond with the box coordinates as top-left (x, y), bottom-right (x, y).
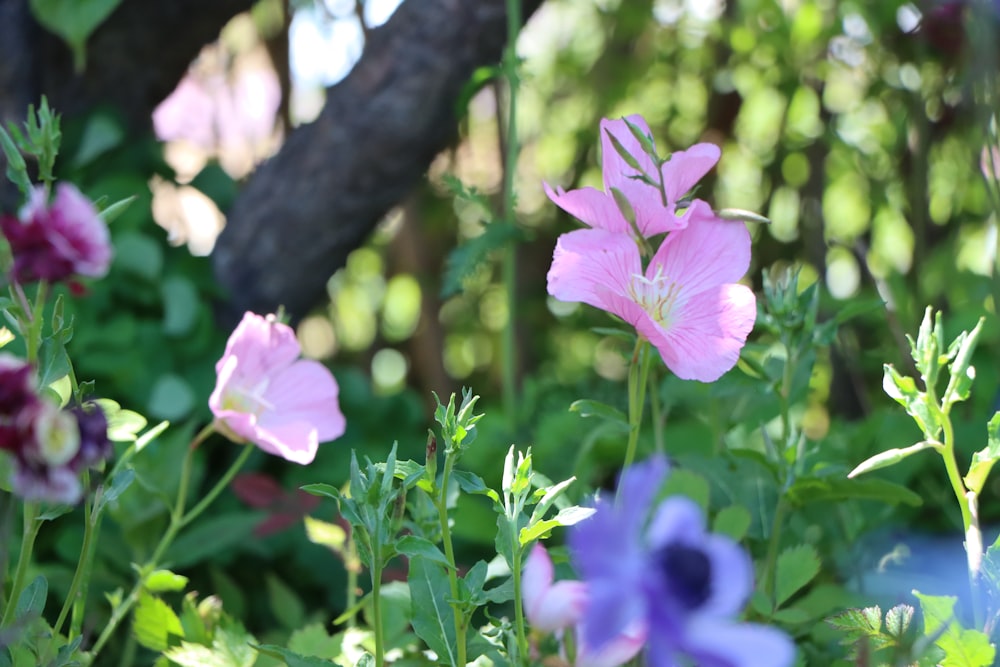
top-left (210, 312), bottom-right (346, 464)
top-left (570, 457), bottom-right (795, 667)
top-left (0, 183), bottom-right (112, 285)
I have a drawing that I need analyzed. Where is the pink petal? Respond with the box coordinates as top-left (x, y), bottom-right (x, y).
top-left (660, 143), bottom-right (721, 203)
top-left (215, 313), bottom-right (301, 379)
top-left (600, 116), bottom-right (659, 196)
top-left (522, 544), bottom-right (555, 614)
top-left (263, 360), bottom-right (346, 443)
top-left (648, 200), bottom-right (751, 295)
top-left (547, 229), bottom-right (640, 312)
top-left (523, 544), bottom-right (587, 632)
top-left (252, 418), bottom-right (321, 464)
top-left (647, 283), bottom-right (757, 382)
top-left (544, 183), bottom-right (630, 234)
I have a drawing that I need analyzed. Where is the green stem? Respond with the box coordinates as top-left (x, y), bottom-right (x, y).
top-left (510, 540), bottom-right (530, 667)
top-left (499, 0), bottom-right (522, 424)
top-left (649, 365), bottom-right (664, 455)
top-left (435, 454), bottom-right (466, 667)
top-left (55, 471), bottom-right (99, 637)
top-left (89, 433), bottom-right (251, 659)
top-left (760, 497), bottom-right (787, 601)
top-left (371, 559), bottom-right (385, 667)
top-left (623, 340), bottom-right (653, 472)
top-left (1, 501), bottom-right (40, 626)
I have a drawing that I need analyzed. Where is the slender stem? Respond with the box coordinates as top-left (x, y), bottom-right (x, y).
top-left (1, 501), bottom-right (41, 626)
top-left (623, 341), bottom-right (653, 472)
top-left (89, 435), bottom-right (251, 659)
top-left (648, 365), bottom-right (664, 455)
top-left (499, 0), bottom-right (521, 425)
top-left (371, 555), bottom-right (385, 667)
top-left (345, 533), bottom-right (359, 629)
top-left (435, 453), bottom-right (466, 667)
top-left (760, 497), bottom-right (788, 601)
top-left (0, 491), bottom-right (13, 610)
top-left (25, 281), bottom-right (48, 363)
top-left (55, 472), bottom-right (99, 636)
top-left (511, 540), bottom-right (529, 666)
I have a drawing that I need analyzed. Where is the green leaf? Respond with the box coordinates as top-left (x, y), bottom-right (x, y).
top-left (133, 592), bottom-right (184, 651)
top-left (165, 625), bottom-right (257, 667)
top-left (304, 516), bottom-right (347, 552)
top-left (15, 575), bottom-right (47, 619)
top-left (267, 574), bottom-right (306, 630)
top-left (452, 470), bottom-right (500, 504)
top-left (882, 364), bottom-right (941, 440)
top-left (94, 467), bottom-right (135, 515)
top-left (161, 276), bottom-right (200, 337)
top-left (144, 569), bottom-right (189, 593)
top-left (849, 440), bottom-right (939, 478)
top-left (441, 222), bottom-right (521, 298)
top-left (786, 476), bottom-right (922, 507)
top-left (774, 544), bottom-right (821, 608)
top-left (253, 645), bottom-right (338, 667)
top-left (96, 398), bottom-right (147, 443)
top-left (72, 112), bottom-right (124, 167)
top-left (717, 208), bottom-right (772, 225)
top-left (662, 469), bottom-right (710, 511)
top-left (885, 604), bottom-right (914, 638)
top-left (943, 318), bottom-right (984, 407)
top-left (287, 623), bottom-right (342, 659)
top-left (965, 412), bottom-right (1000, 495)
top-left (97, 195), bottom-right (136, 224)
top-left (568, 399), bottom-right (628, 429)
top-left (301, 482), bottom-right (341, 501)
top-left (29, 0), bottom-right (124, 71)
top-left (913, 590), bottom-right (995, 667)
top-left (37, 336), bottom-right (70, 389)
top-left (147, 374), bottom-right (195, 421)
top-left (712, 505), bottom-right (751, 541)
top-left (396, 535), bottom-right (452, 568)
top-left (827, 605), bottom-right (883, 641)
top-left (409, 556), bottom-right (458, 667)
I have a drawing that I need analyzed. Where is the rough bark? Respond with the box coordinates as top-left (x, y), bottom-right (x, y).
top-left (212, 0), bottom-right (542, 325)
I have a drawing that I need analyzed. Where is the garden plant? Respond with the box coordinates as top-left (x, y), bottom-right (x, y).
top-left (4, 1), bottom-right (1000, 667)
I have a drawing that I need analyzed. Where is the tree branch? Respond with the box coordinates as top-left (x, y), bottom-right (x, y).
top-left (212, 0), bottom-right (542, 324)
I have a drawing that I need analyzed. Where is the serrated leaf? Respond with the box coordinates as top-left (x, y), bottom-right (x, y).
top-left (409, 556), bottom-right (458, 667)
top-left (441, 222), bottom-right (521, 298)
top-left (913, 591), bottom-right (995, 667)
top-left (287, 623), bottom-right (342, 659)
top-left (827, 606), bottom-right (883, 640)
top-left (712, 505), bottom-right (751, 541)
top-left (133, 592), bottom-right (184, 651)
top-left (775, 544), bottom-right (821, 608)
top-left (885, 604), bottom-right (914, 638)
top-left (965, 412), bottom-right (1000, 495)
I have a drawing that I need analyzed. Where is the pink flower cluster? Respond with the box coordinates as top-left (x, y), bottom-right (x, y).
top-left (0, 183), bottom-right (112, 286)
top-left (546, 116), bottom-right (756, 382)
top-left (0, 355), bottom-right (112, 504)
top-left (210, 312), bottom-right (346, 464)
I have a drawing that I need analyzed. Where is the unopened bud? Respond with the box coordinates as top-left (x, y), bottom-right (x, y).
top-left (425, 430), bottom-right (438, 483)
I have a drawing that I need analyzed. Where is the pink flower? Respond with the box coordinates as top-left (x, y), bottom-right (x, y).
top-left (0, 183), bottom-right (111, 284)
top-left (547, 201), bottom-right (756, 382)
top-left (210, 312), bottom-right (346, 464)
top-left (544, 115), bottom-right (721, 238)
top-left (522, 544), bottom-right (646, 667)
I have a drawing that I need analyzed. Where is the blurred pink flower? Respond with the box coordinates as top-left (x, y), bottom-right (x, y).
top-left (523, 543), bottom-right (588, 632)
top-left (0, 183), bottom-right (111, 284)
top-left (544, 115), bottom-right (720, 238)
top-left (210, 312), bottom-right (346, 464)
top-left (522, 544), bottom-right (646, 667)
top-left (547, 200), bottom-right (756, 382)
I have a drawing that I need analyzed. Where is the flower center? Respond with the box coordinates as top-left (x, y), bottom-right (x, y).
top-left (224, 377), bottom-right (274, 416)
top-left (657, 542), bottom-right (712, 611)
top-left (628, 268), bottom-right (682, 325)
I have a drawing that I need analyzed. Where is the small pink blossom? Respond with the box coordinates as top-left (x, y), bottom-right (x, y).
top-left (544, 115), bottom-right (720, 238)
top-left (522, 544), bottom-right (645, 667)
top-left (0, 183), bottom-right (112, 284)
top-left (210, 312), bottom-right (346, 464)
top-left (547, 201), bottom-right (756, 382)
top-left (523, 543), bottom-right (588, 632)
